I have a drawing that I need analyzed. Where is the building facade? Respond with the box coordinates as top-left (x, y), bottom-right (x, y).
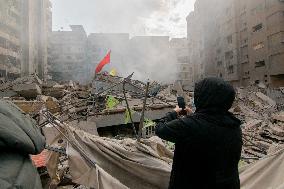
top-left (0, 0), bottom-right (51, 81)
top-left (187, 0), bottom-right (284, 87)
top-left (0, 0), bottom-right (21, 81)
top-left (170, 38), bottom-right (193, 90)
top-left (21, 0), bottom-right (52, 80)
top-left (48, 25), bottom-right (88, 82)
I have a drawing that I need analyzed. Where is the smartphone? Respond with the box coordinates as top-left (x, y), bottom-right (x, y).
top-left (177, 96), bottom-right (186, 110)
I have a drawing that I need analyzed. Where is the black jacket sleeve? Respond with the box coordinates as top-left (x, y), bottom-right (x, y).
top-left (155, 111), bottom-right (189, 143)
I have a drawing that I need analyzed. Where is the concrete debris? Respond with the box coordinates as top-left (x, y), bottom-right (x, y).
top-left (0, 90), bottom-right (18, 98)
top-left (1, 74), bottom-right (284, 188)
top-left (12, 83), bottom-right (42, 99)
top-left (232, 85), bottom-right (284, 163)
top-left (37, 95), bottom-right (61, 114)
top-left (13, 100), bottom-right (45, 114)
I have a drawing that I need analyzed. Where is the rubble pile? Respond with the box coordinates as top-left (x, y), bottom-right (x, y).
top-left (1, 74), bottom-right (284, 188)
top-left (232, 85), bottom-right (284, 162)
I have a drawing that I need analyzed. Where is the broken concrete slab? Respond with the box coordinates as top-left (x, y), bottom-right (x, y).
top-left (243, 119), bottom-right (262, 129)
top-left (272, 112), bottom-right (284, 122)
top-left (0, 90), bottom-right (18, 98)
top-left (42, 80), bottom-right (59, 88)
top-left (12, 83), bottom-right (42, 99)
top-left (13, 100), bottom-right (45, 114)
top-left (37, 95), bottom-right (61, 114)
top-left (256, 92), bottom-right (277, 107)
top-left (68, 120), bottom-right (99, 136)
top-left (42, 87), bottom-right (65, 99)
top-left (270, 125), bottom-right (284, 138)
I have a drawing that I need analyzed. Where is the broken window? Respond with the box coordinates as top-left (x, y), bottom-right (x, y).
top-left (217, 61), bottom-right (223, 66)
top-left (253, 23), bottom-right (263, 32)
top-left (228, 65), bottom-right (234, 74)
top-left (255, 60), bottom-right (265, 68)
top-left (244, 71), bottom-right (250, 76)
top-left (253, 42), bottom-right (264, 50)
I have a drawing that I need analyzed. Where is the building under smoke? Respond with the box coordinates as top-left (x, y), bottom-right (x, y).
top-left (0, 0), bottom-right (51, 81)
top-left (48, 28), bottom-right (177, 84)
top-left (187, 0), bottom-right (284, 87)
top-left (170, 38), bottom-right (193, 90)
top-left (48, 25), bottom-right (88, 83)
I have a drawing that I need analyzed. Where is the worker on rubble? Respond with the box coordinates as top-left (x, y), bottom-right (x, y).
top-left (0, 100), bottom-right (45, 189)
top-left (156, 77), bottom-right (242, 189)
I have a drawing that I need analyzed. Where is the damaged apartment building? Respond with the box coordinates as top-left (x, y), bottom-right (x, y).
top-left (0, 0), bottom-right (52, 81)
top-left (187, 0), bottom-right (284, 87)
top-left (170, 38), bottom-right (193, 90)
top-left (48, 25), bottom-right (88, 83)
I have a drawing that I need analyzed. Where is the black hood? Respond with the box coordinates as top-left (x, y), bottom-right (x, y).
top-left (194, 77), bottom-right (236, 113)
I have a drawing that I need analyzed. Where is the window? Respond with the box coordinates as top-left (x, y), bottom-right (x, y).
top-left (227, 35), bottom-right (233, 44)
top-left (253, 42), bottom-right (264, 50)
top-left (241, 46), bottom-right (248, 60)
top-left (255, 60), bottom-right (265, 68)
top-left (253, 23), bottom-right (263, 32)
top-left (228, 65), bottom-right (234, 74)
top-left (217, 61), bottom-right (223, 66)
top-left (268, 32), bottom-right (284, 48)
top-left (225, 51), bottom-right (234, 60)
top-left (244, 71), bottom-right (250, 76)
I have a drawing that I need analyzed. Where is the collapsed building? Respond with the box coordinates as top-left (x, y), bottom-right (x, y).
top-left (0, 73), bottom-right (284, 188)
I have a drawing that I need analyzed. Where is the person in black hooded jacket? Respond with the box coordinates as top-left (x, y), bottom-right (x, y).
top-left (155, 77), bottom-right (242, 189)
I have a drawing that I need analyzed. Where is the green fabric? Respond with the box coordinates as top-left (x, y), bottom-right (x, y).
top-left (124, 109), bottom-right (134, 124)
top-left (0, 100), bottom-right (45, 189)
top-left (106, 95), bottom-right (120, 109)
top-left (144, 118), bottom-right (156, 128)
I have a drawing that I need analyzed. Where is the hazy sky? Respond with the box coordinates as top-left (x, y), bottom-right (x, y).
top-left (50, 0), bottom-right (196, 38)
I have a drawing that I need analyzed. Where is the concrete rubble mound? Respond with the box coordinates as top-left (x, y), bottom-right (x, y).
top-left (1, 75), bottom-right (284, 188)
top-left (232, 85), bottom-right (284, 163)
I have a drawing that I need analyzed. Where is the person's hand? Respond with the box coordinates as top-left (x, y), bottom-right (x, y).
top-left (185, 107), bottom-right (193, 115)
top-left (174, 105), bottom-right (182, 113)
top-left (174, 106), bottom-right (193, 115)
